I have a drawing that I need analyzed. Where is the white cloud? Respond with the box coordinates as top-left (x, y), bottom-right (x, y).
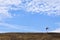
top-left (0, 0), bottom-right (60, 19)
top-left (0, 6), bottom-right (12, 21)
top-left (0, 0), bottom-right (22, 6)
top-left (24, 0), bottom-right (60, 16)
top-left (0, 0), bottom-right (22, 21)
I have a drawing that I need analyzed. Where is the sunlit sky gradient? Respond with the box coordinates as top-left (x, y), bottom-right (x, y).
top-left (0, 0), bottom-right (60, 33)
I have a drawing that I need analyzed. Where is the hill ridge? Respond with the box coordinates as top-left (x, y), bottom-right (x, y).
top-left (0, 32), bottom-right (60, 40)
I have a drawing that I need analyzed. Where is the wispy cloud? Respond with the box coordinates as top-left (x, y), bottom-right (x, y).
top-left (52, 29), bottom-right (60, 32)
top-left (0, 0), bottom-right (22, 21)
top-left (50, 28), bottom-right (60, 33)
top-left (0, 7), bottom-right (12, 21)
top-left (24, 0), bottom-right (60, 16)
top-left (55, 22), bottom-right (60, 26)
top-left (0, 0), bottom-right (60, 17)
top-left (0, 22), bottom-right (19, 29)
top-left (0, 31), bottom-right (9, 33)
top-left (50, 22), bottom-right (60, 32)
top-left (0, 22), bottom-right (41, 32)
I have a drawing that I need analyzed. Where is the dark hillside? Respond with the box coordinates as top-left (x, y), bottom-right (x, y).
top-left (0, 32), bottom-right (60, 40)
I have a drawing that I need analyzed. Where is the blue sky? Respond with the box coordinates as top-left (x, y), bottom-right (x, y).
top-left (0, 0), bottom-right (60, 33)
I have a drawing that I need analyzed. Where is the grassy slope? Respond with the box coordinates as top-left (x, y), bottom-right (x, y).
top-left (0, 32), bottom-right (60, 40)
